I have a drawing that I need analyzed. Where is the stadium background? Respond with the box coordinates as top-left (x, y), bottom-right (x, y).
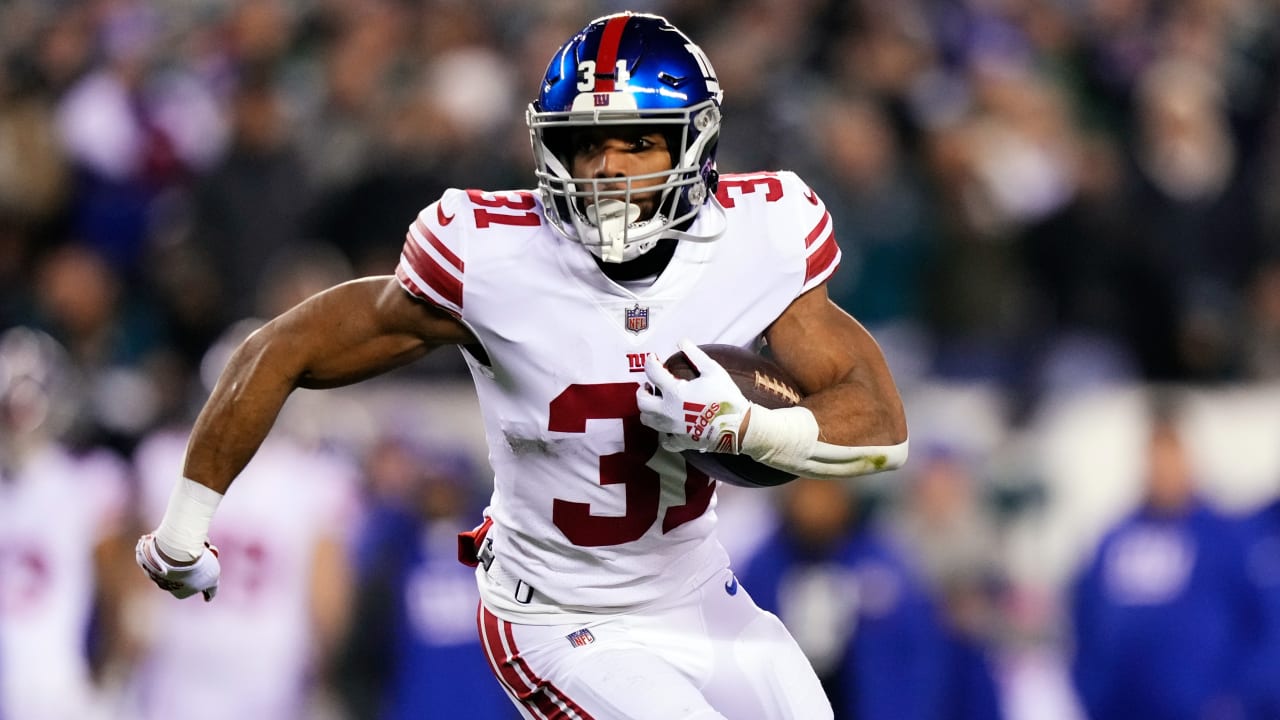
top-left (1, 0), bottom-right (1278, 718)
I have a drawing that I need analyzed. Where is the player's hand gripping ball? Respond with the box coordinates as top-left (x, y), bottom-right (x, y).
top-left (638, 340), bottom-right (804, 488)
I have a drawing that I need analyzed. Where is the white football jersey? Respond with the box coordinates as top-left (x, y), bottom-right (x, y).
top-left (396, 171), bottom-right (839, 621)
top-left (0, 445), bottom-right (127, 720)
top-left (129, 428), bottom-right (360, 720)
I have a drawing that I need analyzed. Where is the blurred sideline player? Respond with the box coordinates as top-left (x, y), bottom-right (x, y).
top-left (135, 12), bottom-right (909, 719)
top-left (1068, 408), bottom-right (1256, 719)
top-left (741, 478), bottom-right (949, 719)
top-left (0, 327), bottom-right (136, 720)
top-left (124, 322), bottom-right (361, 720)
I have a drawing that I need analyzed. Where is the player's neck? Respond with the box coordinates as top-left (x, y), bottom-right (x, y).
top-left (596, 238), bottom-right (678, 283)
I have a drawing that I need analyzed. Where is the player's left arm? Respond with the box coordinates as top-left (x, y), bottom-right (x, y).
top-left (640, 172), bottom-right (906, 478)
top-left (764, 281), bottom-right (906, 446)
top-left (738, 281), bottom-right (908, 478)
top-left (639, 282), bottom-right (908, 479)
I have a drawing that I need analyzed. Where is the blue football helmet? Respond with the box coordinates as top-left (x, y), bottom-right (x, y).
top-left (527, 12), bottom-right (723, 263)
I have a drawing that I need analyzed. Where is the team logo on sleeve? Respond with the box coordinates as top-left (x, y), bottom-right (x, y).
top-left (625, 304), bottom-right (650, 334)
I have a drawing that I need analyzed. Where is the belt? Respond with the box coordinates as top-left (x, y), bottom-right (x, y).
top-left (460, 519), bottom-right (535, 605)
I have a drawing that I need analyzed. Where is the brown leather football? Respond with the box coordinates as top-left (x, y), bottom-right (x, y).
top-left (662, 344), bottom-right (804, 488)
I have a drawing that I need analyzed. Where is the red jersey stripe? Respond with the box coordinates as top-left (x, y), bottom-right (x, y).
top-left (805, 231), bottom-right (840, 283)
top-left (413, 219), bottom-right (463, 271)
top-left (804, 211), bottom-right (831, 248)
top-left (401, 235), bottom-right (464, 308)
top-left (394, 266), bottom-right (423, 299)
top-left (593, 15), bottom-right (629, 92)
top-left (395, 266), bottom-right (463, 320)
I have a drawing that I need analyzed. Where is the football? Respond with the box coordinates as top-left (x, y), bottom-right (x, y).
top-left (662, 344), bottom-right (804, 488)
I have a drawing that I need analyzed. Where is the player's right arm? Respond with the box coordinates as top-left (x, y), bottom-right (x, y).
top-left (187, 276), bottom-right (472, 493)
top-left (137, 275), bottom-right (474, 596)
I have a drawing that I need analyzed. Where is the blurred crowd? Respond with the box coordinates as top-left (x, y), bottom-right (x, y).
top-left (2, 0), bottom-right (1280, 718)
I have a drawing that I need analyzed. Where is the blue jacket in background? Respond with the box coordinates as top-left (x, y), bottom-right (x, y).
top-left (741, 523), bottom-right (950, 720)
top-left (1069, 499), bottom-right (1256, 720)
top-left (345, 503), bottom-right (516, 720)
top-left (1240, 498), bottom-right (1280, 719)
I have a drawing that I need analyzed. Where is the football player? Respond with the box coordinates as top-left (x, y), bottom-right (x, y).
top-left (0, 327), bottom-right (135, 719)
top-left (127, 416), bottom-right (359, 720)
top-left (135, 12), bottom-right (908, 718)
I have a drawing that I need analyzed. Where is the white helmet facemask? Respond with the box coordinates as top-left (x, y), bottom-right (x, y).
top-left (529, 100), bottom-right (720, 263)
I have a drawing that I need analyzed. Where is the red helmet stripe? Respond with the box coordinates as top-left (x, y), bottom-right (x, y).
top-left (593, 15), bottom-right (629, 92)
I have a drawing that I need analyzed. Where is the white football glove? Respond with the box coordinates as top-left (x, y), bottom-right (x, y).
top-left (638, 339), bottom-right (753, 455)
top-left (135, 533), bottom-right (221, 602)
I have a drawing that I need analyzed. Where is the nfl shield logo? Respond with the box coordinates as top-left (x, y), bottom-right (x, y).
top-left (566, 628), bottom-right (595, 647)
top-left (625, 304), bottom-right (649, 334)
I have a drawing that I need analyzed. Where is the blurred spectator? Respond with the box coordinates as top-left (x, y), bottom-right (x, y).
top-left (1019, 132), bottom-right (1142, 397)
top-left (294, 1), bottom-right (404, 198)
top-left (918, 60), bottom-right (1079, 387)
top-left (1120, 57), bottom-right (1263, 381)
top-left (740, 478), bottom-right (948, 720)
top-left (311, 41), bottom-right (524, 278)
top-left (0, 6), bottom-right (77, 331)
top-left (335, 437), bottom-right (514, 720)
top-left (1067, 406), bottom-right (1257, 720)
top-left (28, 243), bottom-right (172, 450)
top-left (1242, 259), bottom-right (1280, 379)
top-left (53, 0), bottom-right (225, 279)
top-left (892, 447), bottom-right (1006, 720)
top-left (0, 327), bottom-right (137, 720)
top-left (188, 67), bottom-right (313, 324)
top-left (0, 37), bottom-right (71, 235)
top-left (805, 93), bottom-right (934, 332)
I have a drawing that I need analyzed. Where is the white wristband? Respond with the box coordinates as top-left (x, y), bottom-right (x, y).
top-left (741, 405), bottom-right (908, 479)
top-left (154, 477), bottom-right (223, 562)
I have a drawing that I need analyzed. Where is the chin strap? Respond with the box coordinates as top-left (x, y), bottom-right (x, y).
top-left (664, 198), bottom-right (726, 244)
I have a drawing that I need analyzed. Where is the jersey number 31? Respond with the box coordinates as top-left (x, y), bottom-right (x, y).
top-left (549, 383), bottom-right (714, 547)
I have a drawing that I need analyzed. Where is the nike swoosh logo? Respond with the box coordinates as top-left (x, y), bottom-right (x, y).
top-left (803, 187), bottom-right (819, 206)
top-left (724, 575), bottom-right (739, 596)
top-left (437, 203), bottom-right (456, 226)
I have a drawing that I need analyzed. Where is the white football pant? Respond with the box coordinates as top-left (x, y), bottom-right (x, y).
top-left (477, 568), bottom-right (834, 719)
